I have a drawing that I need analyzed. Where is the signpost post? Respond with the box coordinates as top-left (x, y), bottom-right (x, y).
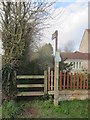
top-left (52, 30), bottom-right (61, 106)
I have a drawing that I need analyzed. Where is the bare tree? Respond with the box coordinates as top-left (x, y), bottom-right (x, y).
top-left (0, 1), bottom-right (55, 99)
top-left (0, 1), bottom-right (55, 66)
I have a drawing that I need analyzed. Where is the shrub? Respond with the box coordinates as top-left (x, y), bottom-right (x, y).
top-left (2, 64), bottom-right (17, 100)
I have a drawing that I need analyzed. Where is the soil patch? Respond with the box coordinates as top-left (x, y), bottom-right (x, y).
top-left (21, 106), bottom-right (39, 118)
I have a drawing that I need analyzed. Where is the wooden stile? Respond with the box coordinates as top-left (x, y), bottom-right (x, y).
top-left (48, 67), bottom-right (50, 91)
top-left (60, 71), bottom-right (62, 90)
top-left (17, 70), bottom-right (47, 97)
top-left (51, 71), bottom-right (53, 91)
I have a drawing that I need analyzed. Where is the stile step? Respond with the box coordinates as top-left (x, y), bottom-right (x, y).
top-left (17, 75), bottom-right (44, 79)
top-left (17, 84), bottom-right (44, 88)
top-left (17, 91), bottom-right (44, 96)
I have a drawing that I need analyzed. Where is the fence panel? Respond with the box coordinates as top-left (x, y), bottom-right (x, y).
top-left (47, 70), bottom-right (89, 91)
top-left (58, 72), bottom-right (88, 90)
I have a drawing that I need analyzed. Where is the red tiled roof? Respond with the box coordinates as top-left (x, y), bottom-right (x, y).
top-left (61, 51), bottom-right (90, 60)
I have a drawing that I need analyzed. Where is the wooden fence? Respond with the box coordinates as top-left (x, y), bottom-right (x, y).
top-left (16, 71), bottom-right (47, 96)
top-left (16, 68), bottom-right (89, 104)
top-left (48, 70), bottom-right (89, 91)
top-left (47, 68), bottom-right (89, 105)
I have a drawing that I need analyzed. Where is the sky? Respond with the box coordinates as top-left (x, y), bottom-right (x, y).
top-left (0, 0), bottom-right (90, 55)
top-left (41, 0), bottom-right (89, 54)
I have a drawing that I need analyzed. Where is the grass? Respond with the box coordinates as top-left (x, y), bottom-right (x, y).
top-left (1, 99), bottom-right (89, 119)
top-left (2, 100), bottom-right (25, 118)
top-left (18, 99), bottom-right (89, 118)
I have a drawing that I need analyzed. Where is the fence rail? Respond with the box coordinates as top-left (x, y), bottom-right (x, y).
top-left (16, 75), bottom-right (45, 79)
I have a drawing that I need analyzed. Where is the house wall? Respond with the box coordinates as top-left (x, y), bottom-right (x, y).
top-left (65, 59), bottom-right (90, 73)
top-left (82, 60), bottom-right (90, 73)
top-left (79, 30), bottom-right (90, 53)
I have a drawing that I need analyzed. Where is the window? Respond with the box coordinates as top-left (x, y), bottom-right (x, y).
top-left (76, 62), bottom-right (78, 68)
top-left (73, 62), bottom-right (75, 68)
top-left (79, 62), bottom-right (81, 68)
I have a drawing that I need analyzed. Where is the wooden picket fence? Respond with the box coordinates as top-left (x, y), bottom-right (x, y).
top-left (47, 68), bottom-right (89, 105)
top-left (47, 68), bottom-right (89, 91)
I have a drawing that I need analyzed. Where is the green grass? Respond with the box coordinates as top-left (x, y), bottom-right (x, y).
top-left (18, 99), bottom-right (89, 118)
top-left (2, 100), bottom-right (25, 118)
top-left (1, 99), bottom-right (89, 118)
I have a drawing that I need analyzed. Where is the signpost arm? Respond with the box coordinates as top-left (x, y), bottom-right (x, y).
top-left (56, 30), bottom-right (58, 51)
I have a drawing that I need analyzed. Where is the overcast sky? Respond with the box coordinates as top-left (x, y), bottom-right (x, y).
top-left (0, 0), bottom-right (89, 55)
top-left (41, 0), bottom-right (89, 53)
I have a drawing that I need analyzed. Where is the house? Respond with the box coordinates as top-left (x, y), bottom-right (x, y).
top-left (61, 29), bottom-right (90, 73)
top-left (61, 51), bottom-right (90, 73)
top-left (79, 29), bottom-right (90, 53)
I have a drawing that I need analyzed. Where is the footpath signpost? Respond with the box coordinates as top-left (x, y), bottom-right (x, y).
top-left (52, 30), bottom-right (61, 106)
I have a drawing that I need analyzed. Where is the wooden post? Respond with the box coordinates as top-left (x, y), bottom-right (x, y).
top-left (70, 73), bottom-right (72, 89)
top-left (80, 74), bottom-right (82, 89)
top-left (51, 71), bottom-right (53, 91)
top-left (67, 73), bottom-right (69, 89)
top-left (74, 72), bottom-right (76, 89)
top-left (14, 71), bottom-right (17, 97)
top-left (64, 72), bottom-right (66, 89)
top-left (60, 71), bottom-right (62, 90)
top-left (44, 71), bottom-right (47, 94)
top-left (52, 30), bottom-right (61, 106)
top-left (86, 74), bottom-right (88, 89)
top-left (54, 62), bottom-right (59, 106)
top-left (83, 74), bottom-right (86, 89)
top-left (76, 73), bottom-right (79, 89)
top-left (48, 67), bottom-right (50, 91)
